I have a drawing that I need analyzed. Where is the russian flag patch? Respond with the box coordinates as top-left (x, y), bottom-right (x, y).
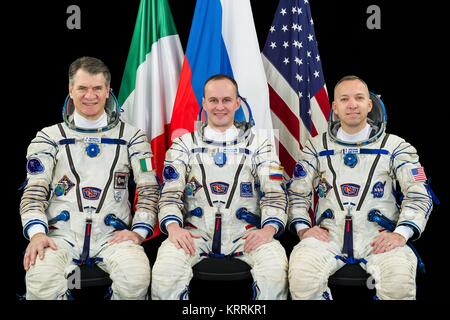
top-left (269, 165), bottom-right (284, 180)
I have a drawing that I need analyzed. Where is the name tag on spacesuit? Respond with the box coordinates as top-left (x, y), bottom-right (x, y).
top-left (216, 147), bottom-right (240, 154)
top-left (342, 148), bottom-right (360, 154)
top-left (83, 137), bottom-right (102, 144)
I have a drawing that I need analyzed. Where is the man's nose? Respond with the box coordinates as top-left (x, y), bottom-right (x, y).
top-left (84, 88), bottom-right (96, 98)
top-left (216, 103), bottom-right (225, 110)
top-left (347, 98), bottom-right (357, 108)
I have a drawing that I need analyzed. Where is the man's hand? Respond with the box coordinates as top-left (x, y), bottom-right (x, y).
top-left (298, 226), bottom-right (329, 242)
top-left (23, 233), bottom-right (57, 271)
top-left (167, 223), bottom-right (201, 256)
top-left (109, 230), bottom-right (145, 245)
top-left (242, 225), bottom-right (277, 253)
top-left (371, 231), bottom-right (407, 254)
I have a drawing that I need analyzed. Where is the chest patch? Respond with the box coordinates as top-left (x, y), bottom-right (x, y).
top-left (240, 182), bottom-right (253, 197)
top-left (371, 181), bottom-right (386, 198)
top-left (210, 182), bottom-right (229, 195)
top-left (340, 183), bottom-right (360, 197)
top-left (82, 187), bottom-right (102, 200)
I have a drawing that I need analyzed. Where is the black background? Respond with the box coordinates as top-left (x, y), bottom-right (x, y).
top-left (10, 0), bottom-right (447, 312)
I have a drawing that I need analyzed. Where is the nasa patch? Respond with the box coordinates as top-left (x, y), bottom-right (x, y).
top-left (371, 181), bottom-right (386, 198)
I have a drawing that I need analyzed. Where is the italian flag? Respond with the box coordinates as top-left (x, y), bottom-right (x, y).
top-left (118, 0), bottom-right (183, 179)
top-left (119, 0), bottom-right (183, 239)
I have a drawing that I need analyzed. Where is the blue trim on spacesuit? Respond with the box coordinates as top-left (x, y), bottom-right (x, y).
top-left (289, 218), bottom-right (311, 234)
top-left (318, 149), bottom-right (389, 157)
top-left (132, 223), bottom-right (154, 237)
top-left (261, 217), bottom-right (285, 238)
top-left (23, 219), bottom-right (49, 240)
top-left (160, 215), bottom-right (183, 235)
top-left (59, 138), bottom-right (127, 145)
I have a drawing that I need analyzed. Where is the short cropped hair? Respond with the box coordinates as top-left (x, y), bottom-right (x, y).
top-left (333, 75), bottom-right (369, 97)
top-left (69, 56), bottom-right (111, 86)
top-left (203, 74), bottom-right (239, 97)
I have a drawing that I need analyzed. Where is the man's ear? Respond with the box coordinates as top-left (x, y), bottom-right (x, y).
top-left (331, 101), bottom-right (337, 113)
top-left (235, 96), bottom-right (241, 111)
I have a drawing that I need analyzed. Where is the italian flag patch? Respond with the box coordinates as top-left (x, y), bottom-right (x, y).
top-left (140, 158), bottom-right (153, 172)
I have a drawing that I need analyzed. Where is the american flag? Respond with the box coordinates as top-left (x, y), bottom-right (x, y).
top-left (411, 167), bottom-right (427, 182)
top-left (262, 0), bottom-right (330, 177)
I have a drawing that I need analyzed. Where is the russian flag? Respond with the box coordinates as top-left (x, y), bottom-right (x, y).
top-left (169, 0), bottom-right (274, 141)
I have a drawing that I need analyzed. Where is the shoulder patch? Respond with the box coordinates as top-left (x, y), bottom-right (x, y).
top-left (293, 163), bottom-right (307, 179)
top-left (26, 158), bottom-right (45, 175)
top-left (139, 158), bottom-right (153, 172)
top-left (163, 164), bottom-right (179, 181)
top-left (411, 167), bottom-right (427, 182)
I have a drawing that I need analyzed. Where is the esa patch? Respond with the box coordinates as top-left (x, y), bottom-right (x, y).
top-left (210, 182), bottom-right (229, 195)
top-left (114, 172), bottom-right (128, 189)
top-left (340, 183), bottom-right (360, 197)
top-left (54, 175), bottom-right (75, 196)
top-left (293, 163), bottom-right (307, 179)
top-left (26, 158), bottom-right (45, 175)
top-left (371, 181), bottom-right (386, 198)
top-left (240, 182), bottom-right (253, 197)
top-left (185, 177), bottom-right (202, 196)
top-left (163, 164), bottom-right (179, 181)
top-left (82, 187), bottom-right (102, 200)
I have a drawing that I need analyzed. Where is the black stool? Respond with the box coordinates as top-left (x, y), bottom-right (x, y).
top-left (190, 258), bottom-right (253, 300)
top-left (328, 264), bottom-right (370, 287)
top-left (193, 258), bottom-right (252, 281)
top-left (68, 264), bottom-right (113, 299)
top-left (79, 264), bottom-right (112, 287)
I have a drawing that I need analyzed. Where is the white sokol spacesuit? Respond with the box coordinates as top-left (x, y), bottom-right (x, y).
top-left (151, 120), bottom-right (288, 300)
top-left (20, 94), bottom-right (159, 299)
top-left (288, 94), bottom-right (433, 300)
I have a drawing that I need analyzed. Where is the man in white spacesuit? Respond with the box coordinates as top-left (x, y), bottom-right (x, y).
top-left (151, 74), bottom-right (288, 300)
top-left (288, 75), bottom-right (433, 300)
top-left (20, 56), bottom-right (159, 300)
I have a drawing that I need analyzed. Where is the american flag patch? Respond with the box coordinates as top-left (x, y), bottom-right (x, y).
top-left (411, 167), bottom-right (427, 182)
